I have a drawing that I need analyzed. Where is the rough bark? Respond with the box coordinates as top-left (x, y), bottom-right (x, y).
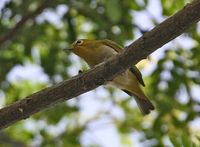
top-left (0, 0), bottom-right (200, 129)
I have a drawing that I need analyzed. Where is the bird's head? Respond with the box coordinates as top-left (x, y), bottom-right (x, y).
top-left (64, 39), bottom-right (99, 53)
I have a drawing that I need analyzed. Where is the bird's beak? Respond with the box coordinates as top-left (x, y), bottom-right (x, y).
top-left (63, 48), bottom-right (73, 52)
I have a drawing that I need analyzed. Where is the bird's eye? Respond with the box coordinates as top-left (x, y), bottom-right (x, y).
top-left (76, 40), bottom-right (84, 45)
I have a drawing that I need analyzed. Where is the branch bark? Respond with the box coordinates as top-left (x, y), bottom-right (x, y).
top-left (0, 0), bottom-right (200, 129)
top-left (0, 0), bottom-right (52, 47)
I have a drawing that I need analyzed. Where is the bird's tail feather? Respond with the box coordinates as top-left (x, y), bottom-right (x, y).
top-left (122, 89), bottom-right (154, 115)
top-left (134, 96), bottom-right (154, 115)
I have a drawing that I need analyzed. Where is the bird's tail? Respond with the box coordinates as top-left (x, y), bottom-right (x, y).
top-left (122, 90), bottom-right (154, 115)
top-left (134, 96), bottom-right (154, 115)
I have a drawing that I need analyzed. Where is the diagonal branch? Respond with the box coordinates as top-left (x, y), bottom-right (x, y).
top-left (0, 0), bottom-right (52, 47)
top-left (0, 0), bottom-right (200, 129)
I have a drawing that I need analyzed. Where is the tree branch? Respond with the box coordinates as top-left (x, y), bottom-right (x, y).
top-left (0, 0), bottom-right (199, 129)
top-left (0, 0), bottom-right (52, 47)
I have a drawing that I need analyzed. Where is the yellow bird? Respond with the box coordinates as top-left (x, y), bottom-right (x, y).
top-left (65, 39), bottom-right (154, 115)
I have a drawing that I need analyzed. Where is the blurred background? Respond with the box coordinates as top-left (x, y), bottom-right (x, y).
top-left (0, 0), bottom-right (200, 146)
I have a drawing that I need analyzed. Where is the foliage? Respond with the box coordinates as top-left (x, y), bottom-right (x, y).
top-left (0, 0), bottom-right (199, 146)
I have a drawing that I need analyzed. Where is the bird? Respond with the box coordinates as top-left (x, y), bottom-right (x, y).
top-left (64, 39), bottom-right (154, 115)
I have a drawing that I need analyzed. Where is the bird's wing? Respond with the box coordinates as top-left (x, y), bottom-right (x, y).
top-left (101, 39), bottom-right (145, 86)
top-left (129, 66), bottom-right (145, 86)
top-left (101, 39), bottom-right (123, 53)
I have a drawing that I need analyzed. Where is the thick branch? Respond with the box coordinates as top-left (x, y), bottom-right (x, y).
top-left (0, 0), bottom-right (200, 129)
top-left (0, 0), bottom-right (52, 47)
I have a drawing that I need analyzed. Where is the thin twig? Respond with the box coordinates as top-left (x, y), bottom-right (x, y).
top-left (0, 0), bottom-right (52, 47)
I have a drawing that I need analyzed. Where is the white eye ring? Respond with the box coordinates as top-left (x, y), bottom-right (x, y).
top-left (76, 40), bottom-right (84, 45)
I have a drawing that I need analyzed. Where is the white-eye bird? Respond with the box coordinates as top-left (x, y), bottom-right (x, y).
top-left (65, 39), bottom-right (154, 115)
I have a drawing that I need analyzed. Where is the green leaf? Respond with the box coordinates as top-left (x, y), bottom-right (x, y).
top-left (169, 134), bottom-right (182, 147)
top-left (105, 0), bottom-right (122, 23)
